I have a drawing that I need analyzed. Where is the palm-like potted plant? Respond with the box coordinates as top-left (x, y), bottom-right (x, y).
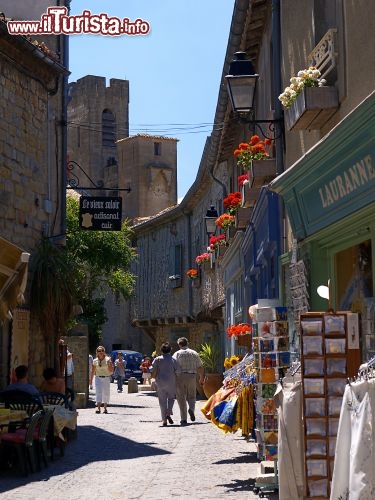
top-left (198, 342), bottom-right (223, 398)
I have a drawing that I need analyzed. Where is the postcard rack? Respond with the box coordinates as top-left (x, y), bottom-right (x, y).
top-left (300, 311), bottom-right (361, 499)
top-left (252, 305), bottom-right (290, 497)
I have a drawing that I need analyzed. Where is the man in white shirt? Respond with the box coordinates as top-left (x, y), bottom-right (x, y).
top-left (173, 337), bottom-right (205, 425)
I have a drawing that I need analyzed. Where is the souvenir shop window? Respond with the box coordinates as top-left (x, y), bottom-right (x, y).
top-left (336, 240), bottom-right (373, 311)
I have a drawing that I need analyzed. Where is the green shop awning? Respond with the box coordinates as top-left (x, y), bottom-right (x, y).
top-left (269, 91), bottom-right (375, 240)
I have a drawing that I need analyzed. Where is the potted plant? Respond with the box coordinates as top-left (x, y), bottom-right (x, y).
top-left (198, 342), bottom-right (223, 398)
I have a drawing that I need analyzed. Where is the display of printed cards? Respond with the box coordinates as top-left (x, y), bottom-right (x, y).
top-left (254, 306), bottom-right (287, 322)
top-left (278, 351), bottom-right (291, 367)
top-left (270, 321), bottom-right (288, 336)
top-left (276, 337), bottom-right (290, 351)
top-left (257, 321), bottom-right (273, 337)
top-left (260, 338), bottom-right (275, 352)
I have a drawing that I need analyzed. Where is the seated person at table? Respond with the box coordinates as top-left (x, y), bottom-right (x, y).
top-left (40, 367), bottom-right (65, 394)
top-left (5, 364), bottom-right (40, 396)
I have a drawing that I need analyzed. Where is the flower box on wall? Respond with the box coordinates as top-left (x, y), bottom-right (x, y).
top-left (249, 159), bottom-right (277, 189)
top-left (235, 207), bottom-right (252, 229)
top-left (241, 184), bottom-right (261, 208)
top-left (225, 225), bottom-right (237, 241)
top-left (285, 86), bottom-right (339, 131)
top-left (215, 244), bottom-right (227, 260)
top-left (236, 334), bottom-right (252, 349)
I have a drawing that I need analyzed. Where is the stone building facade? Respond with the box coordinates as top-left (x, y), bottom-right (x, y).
top-left (0, 7), bottom-right (68, 389)
top-left (117, 134), bottom-right (178, 220)
top-left (67, 75), bottom-right (129, 191)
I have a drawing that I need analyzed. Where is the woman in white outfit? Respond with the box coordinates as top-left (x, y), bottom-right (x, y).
top-left (90, 346), bottom-right (113, 414)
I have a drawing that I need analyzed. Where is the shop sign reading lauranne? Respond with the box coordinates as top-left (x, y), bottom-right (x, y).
top-left (79, 196), bottom-right (122, 231)
top-left (319, 154), bottom-right (375, 208)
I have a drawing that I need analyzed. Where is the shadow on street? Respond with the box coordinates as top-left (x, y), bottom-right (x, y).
top-left (0, 425), bottom-right (171, 493)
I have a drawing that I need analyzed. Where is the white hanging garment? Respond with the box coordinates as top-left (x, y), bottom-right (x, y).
top-left (274, 380), bottom-right (305, 500)
top-left (330, 379), bottom-right (375, 500)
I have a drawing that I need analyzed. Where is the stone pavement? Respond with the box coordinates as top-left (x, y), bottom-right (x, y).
top-left (0, 383), bottom-right (279, 500)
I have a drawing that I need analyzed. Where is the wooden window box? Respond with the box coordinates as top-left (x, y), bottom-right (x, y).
top-left (225, 225), bottom-right (237, 241)
top-left (215, 244), bottom-right (227, 260)
top-left (248, 159), bottom-right (277, 188)
top-left (235, 207), bottom-right (252, 229)
top-left (285, 86), bottom-right (338, 131)
top-left (241, 184), bottom-right (261, 208)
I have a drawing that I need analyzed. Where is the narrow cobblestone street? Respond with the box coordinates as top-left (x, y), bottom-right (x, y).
top-left (0, 384), bottom-right (278, 500)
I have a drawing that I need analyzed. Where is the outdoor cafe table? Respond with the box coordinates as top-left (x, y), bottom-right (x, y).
top-left (0, 409), bottom-right (28, 438)
top-left (42, 405), bottom-right (78, 439)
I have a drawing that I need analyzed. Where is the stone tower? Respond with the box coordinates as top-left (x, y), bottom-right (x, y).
top-left (67, 75), bottom-right (129, 189)
top-left (67, 76), bottom-right (178, 355)
top-left (117, 134), bottom-right (178, 220)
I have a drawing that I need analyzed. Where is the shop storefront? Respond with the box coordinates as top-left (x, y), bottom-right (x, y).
top-left (0, 237), bottom-right (30, 388)
top-left (268, 91), bottom-right (375, 498)
top-left (270, 91), bottom-right (375, 363)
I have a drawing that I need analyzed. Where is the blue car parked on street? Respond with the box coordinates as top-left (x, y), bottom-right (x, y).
top-left (110, 350), bottom-right (144, 384)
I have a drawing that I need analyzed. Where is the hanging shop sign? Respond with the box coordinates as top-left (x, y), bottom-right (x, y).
top-left (79, 196), bottom-right (122, 231)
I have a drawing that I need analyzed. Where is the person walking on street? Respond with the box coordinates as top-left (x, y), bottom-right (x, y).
top-left (90, 346), bottom-right (114, 414)
top-left (151, 342), bottom-right (181, 426)
top-left (114, 352), bottom-right (126, 393)
top-left (140, 356), bottom-right (152, 385)
top-left (89, 354), bottom-right (93, 389)
top-left (173, 337), bottom-right (205, 425)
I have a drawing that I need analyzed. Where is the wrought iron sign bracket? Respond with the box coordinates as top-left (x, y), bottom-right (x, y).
top-left (67, 160), bottom-right (131, 192)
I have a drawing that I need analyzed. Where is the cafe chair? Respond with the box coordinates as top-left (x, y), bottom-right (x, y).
top-left (0, 390), bottom-right (43, 416)
top-left (39, 391), bottom-right (66, 406)
top-left (65, 387), bottom-right (75, 410)
top-left (0, 410), bottom-right (44, 476)
top-left (36, 409), bottom-right (54, 468)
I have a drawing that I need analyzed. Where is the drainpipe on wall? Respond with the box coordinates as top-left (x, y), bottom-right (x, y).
top-left (209, 169), bottom-right (227, 199)
top-left (272, 0), bottom-right (286, 256)
top-left (59, 0), bottom-right (70, 241)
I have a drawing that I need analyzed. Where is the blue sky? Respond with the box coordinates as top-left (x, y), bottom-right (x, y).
top-left (68, 0), bottom-right (235, 200)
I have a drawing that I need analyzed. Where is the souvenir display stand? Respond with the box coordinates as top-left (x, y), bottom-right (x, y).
top-left (252, 306), bottom-right (290, 497)
top-left (300, 311), bottom-right (361, 499)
